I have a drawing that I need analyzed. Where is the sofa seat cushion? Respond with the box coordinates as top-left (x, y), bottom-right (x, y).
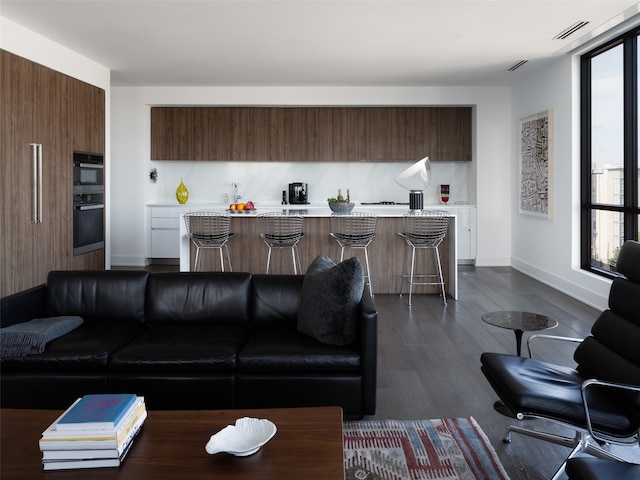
top-left (109, 324), bottom-right (248, 372)
top-left (238, 327), bottom-right (360, 373)
top-left (0, 323), bottom-right (145, 371)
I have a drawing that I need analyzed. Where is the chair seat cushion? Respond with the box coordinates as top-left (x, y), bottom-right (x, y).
top-left (481, 352), bottom-right (640, 437)
top-left (566, 457), bottom-right (640, 480)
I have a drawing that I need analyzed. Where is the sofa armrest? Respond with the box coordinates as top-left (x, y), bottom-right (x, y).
top-left (0, 285), bottom-right (46, 328)
top-left (358, 288), bottom-right (378, 415)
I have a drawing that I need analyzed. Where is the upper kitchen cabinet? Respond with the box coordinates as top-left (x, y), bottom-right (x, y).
top-left (331, 108), bottom-right (359, 161)
top-left (438, 107), bottom-right (472, 162)
top-left (194, 107), bottom-right (231, 160)
top-left (150, 107), bottom-right (194, 160)
top-left (150, 106), bottom-right (472, 162)
top-left (358, 107), bottom-right (417, 161)
top-left (73, 79), bottom-right (105, 154)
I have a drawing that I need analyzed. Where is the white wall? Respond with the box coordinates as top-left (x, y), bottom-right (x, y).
top-left (110, 86), bottom-right (512, 267)
top-left (1, 17), bottom-right (112, 266)
top-left (510, 56), bottom-right (611, 309)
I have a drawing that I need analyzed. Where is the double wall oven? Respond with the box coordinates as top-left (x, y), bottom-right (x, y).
top-left (73, 152), bottom-right (104, 256)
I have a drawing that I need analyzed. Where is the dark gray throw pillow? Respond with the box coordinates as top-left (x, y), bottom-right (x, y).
top-left (297, 254), bottom-right (365, 345)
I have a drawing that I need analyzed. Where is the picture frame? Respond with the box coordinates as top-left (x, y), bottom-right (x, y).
top-left (518, 109), bottom-right (554, 219)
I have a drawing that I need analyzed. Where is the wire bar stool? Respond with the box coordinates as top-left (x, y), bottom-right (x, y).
top-left (329, 212), bottom-right (377, 297)
top-left (398, 210), bottom-right (449, 306)
top-left (257, 212), bottom-right (304, 274)
top-left (184, 212), bottom-right (234, 272)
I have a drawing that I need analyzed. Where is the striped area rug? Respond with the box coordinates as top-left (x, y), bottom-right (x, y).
top-left (344, 417), bottom-right (509, 480)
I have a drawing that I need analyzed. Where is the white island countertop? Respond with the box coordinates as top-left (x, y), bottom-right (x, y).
top-left (148, 202), bottom-right (472, 218)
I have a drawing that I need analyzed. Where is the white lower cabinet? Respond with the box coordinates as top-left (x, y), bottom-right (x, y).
top-left (441, 206), bottom-right (476, 263)
top-left (149, 206), bottom-right (191, 258)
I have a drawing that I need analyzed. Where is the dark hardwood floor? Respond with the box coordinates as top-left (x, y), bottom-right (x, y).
top-left (369, 265), bottom-right (640, 480)
top-left (120, 263), bottom-right (638, 479)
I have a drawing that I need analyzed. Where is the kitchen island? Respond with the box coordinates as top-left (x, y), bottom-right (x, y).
top-left (174, 204), bottom-right (458, 298)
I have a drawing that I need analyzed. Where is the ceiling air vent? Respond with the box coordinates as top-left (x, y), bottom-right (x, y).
top-left (508, 60), bottom-right (528, 72)
top-left (554, 21), bottom-right (590, 40)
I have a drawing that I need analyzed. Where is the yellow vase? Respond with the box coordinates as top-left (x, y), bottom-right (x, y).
top-left (176, 178), bottom-right (189, 204)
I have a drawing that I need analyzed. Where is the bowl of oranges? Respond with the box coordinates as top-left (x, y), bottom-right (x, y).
top-left (228, 201), bottom-right (255, 213)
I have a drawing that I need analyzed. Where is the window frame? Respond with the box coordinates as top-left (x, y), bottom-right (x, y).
top-left (581, 28), bottom-right (640, 278)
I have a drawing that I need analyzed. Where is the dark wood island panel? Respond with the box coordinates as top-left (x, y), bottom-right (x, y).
top-left (184, 215), bottom-right (454, 297)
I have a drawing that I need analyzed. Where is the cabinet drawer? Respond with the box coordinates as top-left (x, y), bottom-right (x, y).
top-left (150, 206), bottom-right (190, 218)
top-left (151, 217), bottom-right (180, 229)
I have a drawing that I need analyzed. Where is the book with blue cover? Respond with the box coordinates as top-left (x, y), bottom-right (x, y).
top-left (56, 394), bottom-right (138, 431)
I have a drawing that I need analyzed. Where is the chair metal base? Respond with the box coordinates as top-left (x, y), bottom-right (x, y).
top-left (193, 243), bottom-right (233, 272)
top-left (503, 421), bottom-right (635, 480)
top-left (264, 243), bottom-right (302, 274)
top-left (399, 243), bottom-right (447, 306)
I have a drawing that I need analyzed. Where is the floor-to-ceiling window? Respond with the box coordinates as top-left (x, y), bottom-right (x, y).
top-left (581, 27), bottom-right (640, 277)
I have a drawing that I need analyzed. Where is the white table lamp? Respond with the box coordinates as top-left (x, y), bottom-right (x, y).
top-left (394, 156), bottom-right (431, 209)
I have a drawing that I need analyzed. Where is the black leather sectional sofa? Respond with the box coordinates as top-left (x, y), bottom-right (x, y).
top-left (0, 270), bottom-right (377, 415)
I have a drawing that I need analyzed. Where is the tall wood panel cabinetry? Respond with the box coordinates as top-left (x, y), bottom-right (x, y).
top-left (1, 50), bottom-right (105, 298)
top-left (151, 106), bottom-right (472, 162)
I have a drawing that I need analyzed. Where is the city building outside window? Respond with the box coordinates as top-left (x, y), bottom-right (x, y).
top-left (581, 27), bottom-right (640, 277)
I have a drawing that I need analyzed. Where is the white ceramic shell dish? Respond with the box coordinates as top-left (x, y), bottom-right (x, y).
top-left (205, 417), bottom-right (277, 456)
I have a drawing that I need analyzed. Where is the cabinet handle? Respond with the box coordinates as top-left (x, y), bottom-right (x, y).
top-left (75, 204), bottom-right (104, 211)
top-left (30, 143), bottom-right (43, 224)
top-left (37, 144), bottom-right (43, 223)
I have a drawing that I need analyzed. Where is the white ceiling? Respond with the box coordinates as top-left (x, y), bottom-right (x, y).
top-left (2, 0), bottom-right (640, 87)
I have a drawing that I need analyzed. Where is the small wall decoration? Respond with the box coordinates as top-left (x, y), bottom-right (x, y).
top-left (519, 110), bottom-right (554, 219)
top-left (149, 168), bottom-right (158, 183)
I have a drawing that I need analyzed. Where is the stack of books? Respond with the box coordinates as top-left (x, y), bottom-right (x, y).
top-left (39, 393), bottom-right (147, 471)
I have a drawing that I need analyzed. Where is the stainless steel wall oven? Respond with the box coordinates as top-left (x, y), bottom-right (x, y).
top-left (73, 152), bottom-right (104, 256)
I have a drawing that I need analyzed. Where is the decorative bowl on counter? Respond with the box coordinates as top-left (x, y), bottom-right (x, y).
top-left (328, 202), bottom-right (355, 213)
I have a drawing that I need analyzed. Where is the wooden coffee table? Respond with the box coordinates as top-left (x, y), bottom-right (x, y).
top-left (1, 406), bottom-right (345, 479)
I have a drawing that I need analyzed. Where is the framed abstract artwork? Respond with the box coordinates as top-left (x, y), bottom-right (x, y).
top-left (519, 110), bottom-right (554, 219)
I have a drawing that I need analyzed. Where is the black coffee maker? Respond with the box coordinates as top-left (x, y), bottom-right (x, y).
top-left (288, 183), bottom-right (308, 204)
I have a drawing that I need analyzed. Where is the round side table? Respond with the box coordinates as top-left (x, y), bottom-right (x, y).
top-left (481, 311), bottom-right (558, 357)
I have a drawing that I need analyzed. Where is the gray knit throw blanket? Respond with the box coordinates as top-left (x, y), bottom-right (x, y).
top-left (0, 316), bottom-right (83, 358)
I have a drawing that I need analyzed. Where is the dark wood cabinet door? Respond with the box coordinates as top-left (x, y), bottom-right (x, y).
top-left (358, 107), bottom-right (419, 161)
top-left (194, 107), bottom-right (232, 160)
top-left (1, 51), bottom-right (41, 296)
top-left (438, 107), bottom-right (472, 161)
top-left (413, 107), bottom-right (440, 161)
top-left (231, 107), bottom-right (270, 161)
top-left (283, 108), bottom-right (307, 162)
top-left (305, 108), bottom-right (333, 161)
top-left (151, 107), bottom-right (194, 160)
top-left (73, 79), bottom-right (105, 154)
top-left (38, 64), bottom-right (74, 275)
top-left (359, 107), bottom-right (392, 161)
top-left (331, 108), bottom-right (359, 161)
